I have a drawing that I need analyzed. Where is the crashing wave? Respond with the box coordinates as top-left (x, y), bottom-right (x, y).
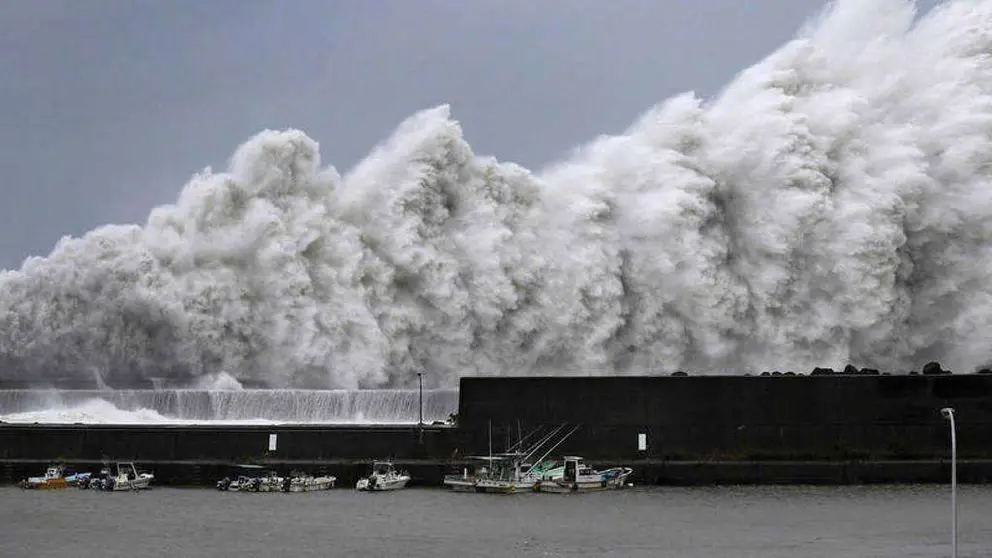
top-left (1, 0), bottom-right (991, 388)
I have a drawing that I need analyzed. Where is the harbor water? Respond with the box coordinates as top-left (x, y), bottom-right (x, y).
top-left (1, 484), bottom-right (990, 557)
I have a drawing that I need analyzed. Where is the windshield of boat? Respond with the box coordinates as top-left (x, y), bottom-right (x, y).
top-left (115, 463), bottom-right (137, 478)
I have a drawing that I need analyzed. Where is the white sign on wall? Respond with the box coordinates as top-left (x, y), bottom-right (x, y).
top-left (637, 433), bottom-right (647, 451)
top-left (268, 433), bottom-right (278, 452)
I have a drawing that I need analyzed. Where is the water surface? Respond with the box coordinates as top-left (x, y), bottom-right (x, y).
top-left (1, 484), bottom-right (988, 557)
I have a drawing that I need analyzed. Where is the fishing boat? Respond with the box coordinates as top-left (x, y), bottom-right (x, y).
top-left (19, 464), bottom-right (91, 489)
top-left (356, 461), bottom-right (411, 491)
top-left (533, 456), bottom-right (632, 493)
top-left (84, 462), bottom-right (154, 491)
top-left (443, 423), bottom-right (579, 493)
top-left (445, 456), bottom-right (528, 493)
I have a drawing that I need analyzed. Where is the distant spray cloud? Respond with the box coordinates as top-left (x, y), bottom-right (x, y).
top-left (1, 0), bottom-right (991, 388)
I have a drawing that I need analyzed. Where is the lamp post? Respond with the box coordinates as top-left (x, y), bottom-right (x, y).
top-left (417, 373), bottom-right (424, 445)
top-left (417, 373), bottom-right (423, 427)
top-left (941, 407), bottom-right (957, 558)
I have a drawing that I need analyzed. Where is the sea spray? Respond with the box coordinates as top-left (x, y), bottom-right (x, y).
top-left (1, 0), bottom-right (991, 388)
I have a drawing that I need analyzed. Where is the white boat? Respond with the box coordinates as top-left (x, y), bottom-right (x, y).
top-left (217, 465), bottom-right (283, 492)
top-left (248, 471), bottom-right (284, 492)
top-left (87, 462), bottom-right (154, 491)
top-left (217, 466), bottom-right (332, 492)
top-left (534, 456), bottom-right (632, 493)
top-left (283, 471), bottom-right (336, 492)
top-left (218, 475), bottom-right (249, 492)
top-left (356, 461), bottom-right (411, 491)
top-left (221, 473), bottom-right (284, 492)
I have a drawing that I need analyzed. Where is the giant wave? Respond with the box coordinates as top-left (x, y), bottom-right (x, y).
top-left (2, 0), bottom-right (991, 389)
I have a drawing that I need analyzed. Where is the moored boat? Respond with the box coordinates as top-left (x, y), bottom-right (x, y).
top-left (356, 461), bottom-right (411, 492)
top-left (247, 471), bottom-right (284, 492)
top-left (84, 462), bottom-right (154, 491)
top-left (282, 470), bottom-right (336, 492)
top-left (19, 464), bottom-right (91, 490)
top-left (444, 456), bottom-right (531, 494)
top-left (216, 465), bottom-right (283, 492)
top-left (443, 423), bottom-right (580, 494)
top-left (533, 456), bottom-right (632, 493)
top-left (217, 467), bottom-right (333, 492)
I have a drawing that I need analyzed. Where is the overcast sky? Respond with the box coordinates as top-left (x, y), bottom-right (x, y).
top-left (0, 0), bottom-right (910, 270)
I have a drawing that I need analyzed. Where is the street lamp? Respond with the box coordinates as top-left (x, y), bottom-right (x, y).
top-left (417, 373), bottom-right (424, 425)
top-left (941, 407), bottom-right (957, 558)
top-left (417, 373), bottom-right (424, 444)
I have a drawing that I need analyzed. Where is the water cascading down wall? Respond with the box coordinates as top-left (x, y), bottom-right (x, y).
top-left (0, 389), bottom-right (459, 424)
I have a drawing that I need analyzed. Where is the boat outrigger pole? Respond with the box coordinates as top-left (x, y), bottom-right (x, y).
top-left (507, 422), bottom-right (559, 454)
top-left (524, 424), bottom-right (581, 476)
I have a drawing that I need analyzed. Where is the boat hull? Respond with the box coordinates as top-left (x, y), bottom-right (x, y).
top-left (255, 481), bottom-right (282, 492)
top-left (443, 477), bottom-right (535, 494)
top-left (286, 476), bottom-right (336, 492)
top-left (20, 478), bottom-right (69, 490)
top-left (111, 476), bottom-right (153, 491)
top-left (474, 479), bottom-right (532, 494)
top-left (535, 468), bottom-right (632, 494)
top-left (356, 476), bottom-right (410, 491)
top-left (442, 478), bottom-right (478, 492)
top-left (19, 466), bottom-right (91, 489)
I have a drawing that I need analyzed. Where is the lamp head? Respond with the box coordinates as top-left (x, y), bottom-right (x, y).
top-left (941, 407), bottom-right (954, 419)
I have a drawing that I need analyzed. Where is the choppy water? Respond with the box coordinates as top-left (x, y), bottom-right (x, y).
top-left (1, 484), bottom-right (989, 557)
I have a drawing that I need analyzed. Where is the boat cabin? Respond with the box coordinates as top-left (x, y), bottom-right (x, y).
top-left (114, 462), bottom-right (139, 480)
top-left (372, 461), bottom-right (395, 475)
top-left (561, 456), bottom-right (595, 482)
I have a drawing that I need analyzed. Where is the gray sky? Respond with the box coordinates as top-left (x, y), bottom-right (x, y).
top-left (0, 0), bottom-right (844, 270)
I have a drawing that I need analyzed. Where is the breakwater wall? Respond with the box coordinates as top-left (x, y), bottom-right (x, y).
top-left (0, 424), bottom-right (459, 486)
top-left (456, 374), bottom-right (992, 462)
top-left (4, 373), bottom-right (992, 486)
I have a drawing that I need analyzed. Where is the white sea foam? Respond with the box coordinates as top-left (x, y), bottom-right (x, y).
top-left (0, 398), bottom-right (200, 425)
top-left (1, 0), bottom-right (990, 388)
top-left (0, 389), bottom-right (459, 424)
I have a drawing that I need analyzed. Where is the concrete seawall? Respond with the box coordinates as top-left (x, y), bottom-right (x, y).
top-left (0, 423), bottom-right (457, 462)
top-left (3, 373), bottom-right (992, 486)
top-left (456, 374), bottom-right (992, 462)
top-left (0, 423), bottom-right (461, 486)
